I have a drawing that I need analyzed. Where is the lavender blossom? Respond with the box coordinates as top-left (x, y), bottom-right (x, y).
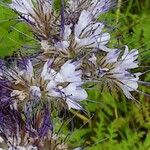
top-left (68, 0), bottom-right (113, 18)
top-left (9, 0), bottom-right (58, 40)
top-left (52, 0), bottom-right (112, 57)
top-left (41, 59), bottom-right (88, 109)
top-left (0, 105), bottom-right (23, 149)
top-left (1, 58), bottom-right (87, 110)
top-left (10, 0), bottom-right (53, 23)
top-left (9, 0), bottom-right (112, 56)
top-left (55, 10), bottom-right (110, 55)
top-left (0, 95), bottom-right (66, 149)
top-left (86, 46), bottom-right (141, 99)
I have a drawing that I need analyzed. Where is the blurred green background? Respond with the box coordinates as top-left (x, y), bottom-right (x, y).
top-left (0, 0), bottom-right (150, 149)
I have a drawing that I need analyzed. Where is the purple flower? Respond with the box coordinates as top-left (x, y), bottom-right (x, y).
top-left (0, 105), bottom-right (22, 144)
top-left (24, 102), bottom-right (53, 138)
top-left (38, 105), bottom-right (53, 137)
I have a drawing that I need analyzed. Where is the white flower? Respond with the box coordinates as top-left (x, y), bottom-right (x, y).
top-left (55, 60), bottom-right (82, 83)
top-left (41, 59), bottom-right (56, 81)
top-left (97, 46), bottom-right (140, 99)
top-left (10, 59), bottom-right (33, 85)
top-left (8, 58), bottom-right (87, 109)
top-left (55, 41), bottom-right (70, 53)
top-left (56, 10), bottom-right (110, 53)
top-left (74, 11), bottom-right (110, 48)
top-left (75, 10), bottom-right (91, 35)
top-left (64, 83), bottom-right (88, 109)
top-left (106, 49), bottom-right (120, 63)
top-left (45, 60), bottom-right (87, 109)
top-left (9, 0), bottom-right (54, 40)
top-left (9, 59), bottom-right (33, 85)
top-left (64, 83), bottom-right (87, 101)
top-left (119, 46), bottom-right (139, 69)
top-left (10, 0), bottom-right (35, 14)
top-left (10, 0), bottom-right (53, 23)
top-left (116, 73), bottom-right (140, 99)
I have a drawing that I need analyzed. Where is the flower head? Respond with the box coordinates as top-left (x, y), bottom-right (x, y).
top-left (10, 0), bottom-right (53, 23)
top-left (43, 59), bottom-right (88, 109)
top-left (9, 0), bottom-right (58, 40)
top-left (55, 9), bottom-right (110, 57)
top-left (85, 46), bottom-right (141, 99)
top-left (0, 58), bottom-right (87, 110)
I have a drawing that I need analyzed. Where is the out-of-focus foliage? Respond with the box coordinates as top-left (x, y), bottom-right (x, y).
top-left (0, 0), bottom-right (150, 149)
top-left (69, 91), bottom-right (150, 149)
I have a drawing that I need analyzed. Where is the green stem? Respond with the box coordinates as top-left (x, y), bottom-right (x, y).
top-left (116, 0), bottom-right (122, 24)
top-left (114, 108), bottom-right (118, 119)
top-left (70, 109), bottom-right (91, 127)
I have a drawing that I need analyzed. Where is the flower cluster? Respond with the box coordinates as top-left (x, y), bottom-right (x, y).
top-left (0, 57), bottom-right (86, 149)
top-left (7, 58), bottom-right (87, 110)
top-left (0, 100), bottom-right (67, 150)
top-left (0, 0), bottom-right (148, 149)
top-left (84, 46), bottom-right (141, 99)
